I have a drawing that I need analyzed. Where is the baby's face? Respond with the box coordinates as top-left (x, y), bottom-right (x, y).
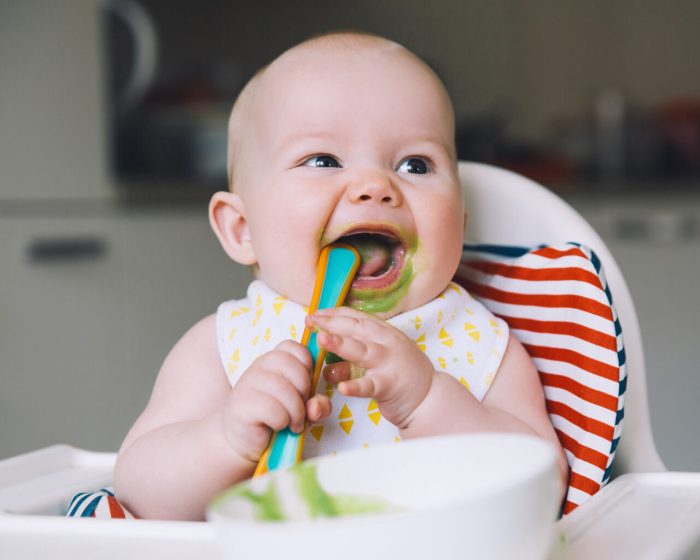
top-left (234, 42), bottom-right (465, 318)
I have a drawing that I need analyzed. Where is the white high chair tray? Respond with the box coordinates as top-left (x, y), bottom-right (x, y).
top-left (1, 445), bottom-right (699, 559)
top-left (0, 446), bottom-right (216, 559)
top-left (552, 471), bottom-right (700, 560)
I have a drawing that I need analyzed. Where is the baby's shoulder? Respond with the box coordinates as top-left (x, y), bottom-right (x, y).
top-left (165, 313), bottom-right (220, 366)
top-left (147, 313), bottom-right (227, 408)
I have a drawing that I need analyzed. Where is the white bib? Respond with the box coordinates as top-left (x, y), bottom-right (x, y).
top-left (216, 281), bottom-right (508, 458)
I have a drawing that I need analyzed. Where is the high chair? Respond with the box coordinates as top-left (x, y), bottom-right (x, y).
top-left (459, 162), bottom-right (700, 559)
top-left (1, 162), bottom-right (698, 559)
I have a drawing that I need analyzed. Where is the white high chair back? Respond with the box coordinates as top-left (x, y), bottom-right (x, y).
top-left (458, 162), bottom-right (665, 476)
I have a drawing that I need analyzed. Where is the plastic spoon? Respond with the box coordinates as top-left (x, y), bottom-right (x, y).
top-left (253, 243), bottom-right (360, 478)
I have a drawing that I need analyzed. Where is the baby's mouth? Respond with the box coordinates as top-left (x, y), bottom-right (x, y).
top-left (334, 229), bottom-right (407, 290)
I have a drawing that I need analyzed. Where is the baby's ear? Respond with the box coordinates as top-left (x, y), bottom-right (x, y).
top-left (209, 191), bottom-right (257, 265)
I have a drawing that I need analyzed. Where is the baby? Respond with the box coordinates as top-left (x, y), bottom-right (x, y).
top-left (114, 31), bottom-right (568, 520)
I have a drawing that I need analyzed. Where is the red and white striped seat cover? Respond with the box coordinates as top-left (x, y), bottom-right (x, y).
top-left (66, 488), bottom-right (134, 519)
top-left (454, 242), bottom-right (626, 514)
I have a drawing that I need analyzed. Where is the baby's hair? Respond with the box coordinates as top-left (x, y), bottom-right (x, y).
top-left (226, 30), bottom-right (450, 191)
top-left (301, 29), bottom-right (401, 50)
top-left (226, 65), bottom-right (267, 191)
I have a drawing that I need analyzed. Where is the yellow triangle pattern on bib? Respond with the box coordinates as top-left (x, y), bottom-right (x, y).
top-left (215, 280), bottom-right (509, 460)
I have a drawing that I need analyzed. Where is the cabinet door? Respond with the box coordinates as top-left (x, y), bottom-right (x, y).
top-left (0, 210), bottom-right (253, 459)
top-left (0, 217), bottom-right (126, 458)
top-left (117, 210), bottom-right (252, 433)
top-left (0, 210), bottom-right (252, 459)
top-left (572, 199), bottom-right (700, 471)
top-left (603, 235), bottom-right (700, 471)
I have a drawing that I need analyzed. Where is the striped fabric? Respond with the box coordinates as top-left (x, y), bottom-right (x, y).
top-left (454, 242), bottom-right (626, 515)
top-left (67, 488), bottom-right (134, 519)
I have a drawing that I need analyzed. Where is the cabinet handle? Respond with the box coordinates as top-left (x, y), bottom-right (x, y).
top-left (26, 237), bottom-right (108, 263)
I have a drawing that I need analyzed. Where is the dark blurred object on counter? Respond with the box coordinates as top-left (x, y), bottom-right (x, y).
top-left (656, 98), bottom-right (700, 178)
top-left (456, 95), bottom-right (700, 192)
top-left (455, 117), bottom-right (577, 189)
top-left (104, 0), bottom-right (236, 189)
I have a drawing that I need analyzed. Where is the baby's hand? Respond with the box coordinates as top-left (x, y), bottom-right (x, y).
top-left (306, 307), bottom-right (435, 429)
top-left (221, 340), bottom-right (332, 464)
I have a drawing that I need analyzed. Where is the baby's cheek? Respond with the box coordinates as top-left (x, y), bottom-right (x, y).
top-left (413, 233), bottom-right (461, 296)
top-left (434, 209), bottom-right (465, 264)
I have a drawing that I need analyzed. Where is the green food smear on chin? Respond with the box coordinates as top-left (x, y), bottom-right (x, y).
top-left (348, 259), bottom-right (415, 314)
top-left (229, 462), bottom-right (402, 522)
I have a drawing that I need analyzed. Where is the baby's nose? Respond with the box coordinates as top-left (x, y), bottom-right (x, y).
top-left (346, 171), bottom-right (402, 207)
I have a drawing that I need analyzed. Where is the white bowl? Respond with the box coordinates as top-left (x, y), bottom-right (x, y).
top-left (207, 433), bottom-right (561, 560)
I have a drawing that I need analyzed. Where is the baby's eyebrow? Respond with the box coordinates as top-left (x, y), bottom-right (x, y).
top-left (275, 131), bottom-right (455, 161)
top-left (402, 137), bottom-right (455, 156)
top-left (277, 130), bottom-right (337, 151)
top-left (410, 137), bottom-right (449, 148)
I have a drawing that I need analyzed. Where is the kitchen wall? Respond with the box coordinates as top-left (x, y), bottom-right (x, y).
top-left (0, 1), bottom-right (248, 459)
top-left (138, 0), bottom-right (700, 140)
top-left (1, 1), bottom-right (698, 472)
top-left (0, 0), bottom-right (111, 200)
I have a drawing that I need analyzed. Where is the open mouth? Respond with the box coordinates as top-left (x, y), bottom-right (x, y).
top-left (334, 229), bottom-right (407, 290)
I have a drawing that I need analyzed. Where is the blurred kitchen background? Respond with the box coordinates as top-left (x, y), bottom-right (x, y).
top-left (1, 0), bottom-right (699, 470)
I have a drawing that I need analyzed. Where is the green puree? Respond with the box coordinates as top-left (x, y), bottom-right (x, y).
top-left (230, 463), bottom-right (400, 522)
top-left (236, 483), bottom-right (286, 521)
top-left (320, 222), bottom-right (421, 315)
top-left (349, 257), bottom-right (416, 314)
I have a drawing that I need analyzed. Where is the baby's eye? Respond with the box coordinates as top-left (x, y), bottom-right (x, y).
top-left (396, 157), bottom-right (430, 174)
top-left (302, 155), bottom-right (341, 168)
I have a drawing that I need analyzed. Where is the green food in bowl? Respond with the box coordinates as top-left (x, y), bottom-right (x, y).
top-left (208, 434), bottom-right (561, 560)
top-left (212, 462), bottom-right (402, 522)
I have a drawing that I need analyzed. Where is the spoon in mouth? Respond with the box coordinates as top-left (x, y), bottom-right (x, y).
top-left (253, 242), bottom-right (360, 478)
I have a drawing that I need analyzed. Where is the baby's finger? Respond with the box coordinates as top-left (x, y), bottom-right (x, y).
top-left (249, 390), bottom-right (292, 433)
top-left (275, 339), bottom-right (313, 371)
top-left (306, 311), bottom-right (388, 342)
top-left (255, 350), bottom-right (311, 398)
top-left (338, 375), bottom-right (392, 401)
top-left (256, 372), bottom-right (307, 433)
top-left (313, 305), bottom-right (385, 326)
top-left (306, 394), bottom-right (332, 423)
top-left (316, 330), bottom-right (380, 366)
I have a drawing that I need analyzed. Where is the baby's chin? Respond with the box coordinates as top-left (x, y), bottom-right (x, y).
top-left (346, 300), bottom-right (398, 320)
top-left (346, 282), bottom-right (444, 319)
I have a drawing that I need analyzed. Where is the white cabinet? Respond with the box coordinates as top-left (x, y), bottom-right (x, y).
top-left (0, 217), bottom-right (125, 457)
top-left (0, 208), bottom-right (252, 458)
top-left (568, 194), bottom-right (700, 471)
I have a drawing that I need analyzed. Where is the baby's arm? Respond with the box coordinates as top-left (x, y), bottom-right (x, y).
top-left (401, 335), bottom-right (570, 489)
top-left (307, 308), bottom-right (569, 491)
top-left (114, 315), bottom-right (331, 520)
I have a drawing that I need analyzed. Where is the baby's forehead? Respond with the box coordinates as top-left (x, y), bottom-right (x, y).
top-left (227, 34), bottom-right (454, 186)
top-left (251, 39), bottom-right (452, 130)
top-left (261, 36), bottom-right (416, 89)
